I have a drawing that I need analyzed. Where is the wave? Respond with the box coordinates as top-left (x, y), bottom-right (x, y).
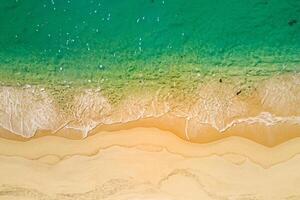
top-left (0, 73), bottom-right (300, 145)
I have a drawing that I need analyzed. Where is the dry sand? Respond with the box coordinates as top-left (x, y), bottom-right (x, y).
top-left (0, 127), bottom-right (300, 200)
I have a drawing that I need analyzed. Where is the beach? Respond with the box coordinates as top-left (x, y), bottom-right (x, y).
top-left (1, 127), bottom-right (300, 200)
top-left (0, 73), bottom-right (300, 199)
top-left (1, 0), bottom-right (300, 199)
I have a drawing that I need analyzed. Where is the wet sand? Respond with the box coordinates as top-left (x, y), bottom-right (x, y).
top-left (0, 127), bottom-right (300, 200)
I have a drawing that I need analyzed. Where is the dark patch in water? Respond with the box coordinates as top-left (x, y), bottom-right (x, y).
top-left (5, 3), bottom-right (20, 10)
top-left (255, 0), bottom-right (268, 6)
top-left (288, 19), bottom-right (297, 26)
top-left (236, 90), bottom-right (242, 95)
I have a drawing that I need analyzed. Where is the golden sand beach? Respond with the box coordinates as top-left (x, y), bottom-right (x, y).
top-left (0, 128), bottom-right (300, 200)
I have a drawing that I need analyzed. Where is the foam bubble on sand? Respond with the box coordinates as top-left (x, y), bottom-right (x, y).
top-left (185, 82), bottom-right (250, 138)
top-left (66, 89), bottom-right (112, 137)
top-left (64, 90), bottom-right (170, 136)
top-left (258, 74), bottom-right (300, 116)
top-left (111, 92), bottom-right (171, 123)
top-left (209, 112), bottom-right (300, 132)
top-left (180, 77), bottom-right (300, 140)
top-left (0, 86), bottom-right (61, 137)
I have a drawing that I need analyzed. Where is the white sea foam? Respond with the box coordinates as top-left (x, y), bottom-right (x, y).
top-left (1, 75), bottom-right (300, 139)
top-left (0, 87), bottom-right (61, 137)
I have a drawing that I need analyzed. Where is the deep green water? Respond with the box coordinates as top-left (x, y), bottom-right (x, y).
top-left (0, 0), bottom-right (299, 93)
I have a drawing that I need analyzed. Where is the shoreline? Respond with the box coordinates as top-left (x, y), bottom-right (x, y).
top-left (0, 72), bottom-right (300, 146)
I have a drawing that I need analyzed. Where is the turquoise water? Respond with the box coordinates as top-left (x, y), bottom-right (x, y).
top-left (0, 0), bottom-right (299, 88)
top-left (1, 0), bottom-right (300, 55)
